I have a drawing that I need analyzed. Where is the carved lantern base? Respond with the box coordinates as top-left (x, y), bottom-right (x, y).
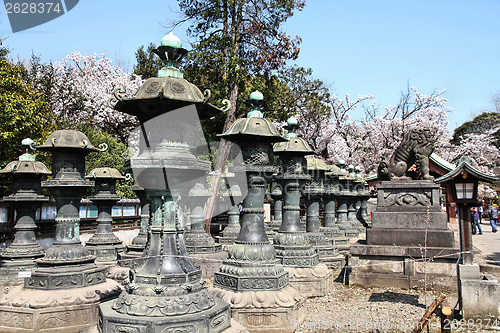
top-left (209, 285), bottom-right (305, 333)
top-left (285, 263), bottom-right (334, 298)
top-left (0, 279), bottom-right (120, 333)
top-left (99, 292), bottom-right (233, 333)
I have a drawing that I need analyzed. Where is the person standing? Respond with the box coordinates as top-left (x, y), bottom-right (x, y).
top-left (478, 205), bottom-right (483, 224)
top-left (487, 204), bottom-right (498, 233)
top-left (471, 207), bottom-right (482, 235)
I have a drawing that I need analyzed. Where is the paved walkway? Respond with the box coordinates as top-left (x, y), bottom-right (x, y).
top-left (472, 221), bottom-right (500, 266)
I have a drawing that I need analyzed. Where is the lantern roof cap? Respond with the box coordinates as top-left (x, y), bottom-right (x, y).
top-left (273, 136), bottom-right (314, 155)
top-left (86, 167), bottom-right (125, 180)
top-left (273, 115), bottom-right (313, 154)
top-left (38, 130), bottom-right (100, 152)
top-left (219, 91), bottom-right (286, 143)
top-left (306, 157), bottom-right (329, 171)
top-left (434, 156), bottom-right (498, 184)
top-left (0, 138), bottom-right (51, 175)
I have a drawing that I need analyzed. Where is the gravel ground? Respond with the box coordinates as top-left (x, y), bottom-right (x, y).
top-left (295, 280), bottom-right (500, 333)
top-left (203, 275), bottom-right (499, 333)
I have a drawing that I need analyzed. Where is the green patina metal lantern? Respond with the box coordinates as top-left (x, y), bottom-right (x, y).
top-left (354, 166), bottom-right (372, 227)
top-left (213, 91), bottom-right (290, 292)
top-left (216, 183), bottom-right (243, 245)
top-left (269, 181), bottom-right (283, 230)
top-left (25, 130), bottom-right (108, 290)
top-left (119, 184), bottom-right (149, 266)
top-left (85, 167), bottom-right (126, 262)
top-left (304, 157), bottom-right (337, 258)
top-left (272, 116), bottom-right (319, 267)
top-left (99, 33), bottom-right (234, 333)
top-left (0, 139), bottom-right (51, 282)
top-left (334, 161), bottom-right (360, 238)
top-left (321, 163), bottom-right (350, 246)
top-left (184, 180), bottom-right (222, 253)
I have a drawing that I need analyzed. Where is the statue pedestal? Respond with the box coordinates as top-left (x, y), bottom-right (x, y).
top-left (0, 279), bottom-right (120, 333)
top-left (349, 181), bottom-right (459, 291)
top-left (209, 286), bottom-right (305, 333)
top-left (285, 264), bottom-right (334, 298)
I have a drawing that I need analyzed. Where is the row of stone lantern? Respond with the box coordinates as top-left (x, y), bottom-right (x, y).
top-left (269, 159), bottom-right (372, 240)
top-left (0, 130), bottom-right (123, 332)
top-left (0, 30), bottom-right (371, 332)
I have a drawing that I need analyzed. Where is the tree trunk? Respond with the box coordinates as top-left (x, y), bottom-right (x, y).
top-left (204, 82), bottom-right (238, 235)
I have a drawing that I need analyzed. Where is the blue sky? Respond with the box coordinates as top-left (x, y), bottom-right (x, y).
top-left (1, 0), bottom-right (499, 131)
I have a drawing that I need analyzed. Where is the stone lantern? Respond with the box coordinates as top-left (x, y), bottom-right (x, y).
top-left (98, 33), bottom-right (243, 333)
top-left (335, 161), bottom-right (359, 238)
top-left (85, 167), bottom-right (126, 262)
top-left (0, 139), bottom-right (50, 283)
top-left (269, 181), bottom-right (283, 231)
top-left (0, 131), bottom-right (121, 333)
top-left (304, 157), bottom-right (344, 270)
top-left (118, 184), bottom-right (149, 268)
top-left (215, 183), bottom-right (243, 247)
top-left (209, 92), bottom-right (305, 332)
top-left (185, 181), bottom-right (222, 254)
top-left (272, 117), bottom-right (332, 297)
top-left (322, 164), bottom-right (340, 234)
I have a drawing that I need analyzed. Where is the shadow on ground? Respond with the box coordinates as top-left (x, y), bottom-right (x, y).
top-left (368, 291), bottom-right (426, 309)
top-left (485, 251), bottom-right (500, 266)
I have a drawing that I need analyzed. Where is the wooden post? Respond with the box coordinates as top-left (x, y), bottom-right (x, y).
top-left (440, 299), bottom-right (452, 333)
top-left (411, 293), bottom-right (447, 333)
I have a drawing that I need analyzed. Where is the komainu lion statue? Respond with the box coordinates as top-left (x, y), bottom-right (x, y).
top-left (377, 128), bottom-right (435, 181)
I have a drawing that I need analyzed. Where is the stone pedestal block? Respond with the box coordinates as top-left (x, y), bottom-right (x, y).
top-left (209, 285), bottom-right (305, 333)
top-left (349, 243), bottom-right (459, 291)
top-left (459, 264), bottom-right (500, 320)
top-left (366, 228), bottom-right (455, 247)
top-left (286, 264), bottom-right (334, 298)
top-left (190, 251), bottom-right (228, 279)
top-left (0, 279), bottom-right (120, 333)
top-left (319, 254), bottom-right (346, 272)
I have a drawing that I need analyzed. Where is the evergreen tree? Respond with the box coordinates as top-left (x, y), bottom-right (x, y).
top-left (0, 43), bottom-right (54, 169)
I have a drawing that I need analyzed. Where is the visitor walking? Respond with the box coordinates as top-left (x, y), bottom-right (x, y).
top-left (478, 205), bottom-right (483, 224)
top-left (487, 204), bottom-right (498, 233)
top-left (471, 207), bottom-right (482, 235)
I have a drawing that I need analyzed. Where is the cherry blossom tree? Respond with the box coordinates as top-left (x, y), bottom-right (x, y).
top-left (297, 86), bottom-right (454, 175)
top-left (24, 52), bottom-right (143, 143)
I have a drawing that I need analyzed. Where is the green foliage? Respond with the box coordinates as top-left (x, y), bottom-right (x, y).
top-left (133, 43), bottom-right (162, 80)
top-left (452, 112), bottom-right (500, 147)
top-left (80, 125), bottom-right (136, 199)
top-left (0, 43), bottom-right (55, 170)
